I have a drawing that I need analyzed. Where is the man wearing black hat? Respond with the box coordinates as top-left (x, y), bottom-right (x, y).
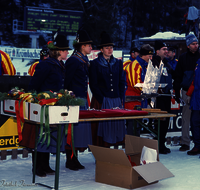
top-left (123, 47), bottom-right (140, 69)
top-left (152, 40), bottom-right (173, 154)
top-left (173, 33), bottom-right (200, 153)
top-left (167, 47), bottom-right (178, 71)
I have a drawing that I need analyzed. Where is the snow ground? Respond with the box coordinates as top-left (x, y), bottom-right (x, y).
top-left (0, 141), bottom-right (200, 190)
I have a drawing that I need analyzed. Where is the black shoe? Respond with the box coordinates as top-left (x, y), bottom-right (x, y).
top-left (43, 167), bottom-right (55, 175)
top-left (73, 157), bottom-right (85, 169)
top-left (179, 144), bottom-right (190, 151)
top-left (187, 147), bottom-right (200, 155)
top-left (165, 147), bottom-right (171, 153)
top-left (66, 161), bottom-right (79, 171)
top-left (35, 168), bottom-right (46, 177)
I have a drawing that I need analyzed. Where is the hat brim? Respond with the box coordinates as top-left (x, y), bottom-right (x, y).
top-left (98, 43), bottom-right (115, 48)
top-left (73, 41), bottom-right (93, 47)
top-left (49, 46), bottom-right (72, 50)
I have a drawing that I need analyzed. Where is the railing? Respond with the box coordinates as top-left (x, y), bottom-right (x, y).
top-left (0, 148), bottom-right (31, 160)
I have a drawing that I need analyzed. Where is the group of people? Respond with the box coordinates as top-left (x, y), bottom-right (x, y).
top-left (19, 29), bottom-right (127, 176)
top-left (123, 32), bottom-right (200, 157)
top-left (1, 28), bottom-right (200, 176)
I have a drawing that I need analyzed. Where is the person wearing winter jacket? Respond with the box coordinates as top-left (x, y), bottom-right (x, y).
top-left (173, 33), bottom-right (200, 152)
top-left (186, 59), bottom-right (200, 155)
top-left (152, 40), bottom-right (173, 154)
top-left (0, 50), bottom-right (16, 75)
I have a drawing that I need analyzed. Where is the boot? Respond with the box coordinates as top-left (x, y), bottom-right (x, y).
top-left (41, 152), bottom-right (55, 175)
top-left (32, 152), bottom-right (46, 177)
top-left (73, 150), bottom-right (85, 169)
top-left (65, 149), bottom-right (79, 171)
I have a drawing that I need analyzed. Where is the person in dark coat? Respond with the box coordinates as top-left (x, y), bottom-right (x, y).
top-left (89, 31), bottom-right (126, 147)
top-left (27, 33), bottom-right (71, 177)
top-left (173, 33), bottom-right (200, 152)
top-left (64, 29), bottom-right (93, 170)
top-left (152, 40), bottom-right (173, 154)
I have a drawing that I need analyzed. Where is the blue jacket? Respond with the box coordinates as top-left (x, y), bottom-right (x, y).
top-left (64, 52), bottom-right (89, 99)
top-left (167, 58), bottom-right (178, 71)
top-left (89, 53), bottom-right (125, 104)
top-left (190, 60), bottom-right (200, 110)
top-left (28, 57), bottom-right (65, 93)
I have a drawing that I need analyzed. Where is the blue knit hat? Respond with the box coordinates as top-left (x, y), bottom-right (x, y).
top-left (186, 34), bottom-right (198, 46)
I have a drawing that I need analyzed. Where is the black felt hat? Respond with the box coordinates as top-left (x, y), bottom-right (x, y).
top-left (154, 40), bottom-right (167, 51)
top-left (48, 33), bottom-right (71, 50)
top-left (98, 32), bottom-right (115, 48)
top-left (73, 30), bottom-right (93, 47)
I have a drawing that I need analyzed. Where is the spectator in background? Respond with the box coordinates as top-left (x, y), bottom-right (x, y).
top-left (152, 40), bottom-right (173, 154)
top-left (124, 44), bottom-right (154, 135)
top-left (89, 31), bottom-right (126, 147)
top-left (123, 47), bottom-right (139, 70)
top-left (167, 47), bottom-right (178, 71)
top-left (0, 50), bottom-right (16, 75)
top-left (28, 48), bottom-right (49, 76)
top-left (64, 29), bottom-right (93, 171)
top-left (173, 33), bottom-right (200, 152)
top-left (186, 59), bottom-right (200, 155)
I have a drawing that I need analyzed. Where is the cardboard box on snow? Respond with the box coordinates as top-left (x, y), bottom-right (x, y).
top-left (1, 100), bottom-right (79, 124)
top-left (89, 135), bottom-right (174, 189)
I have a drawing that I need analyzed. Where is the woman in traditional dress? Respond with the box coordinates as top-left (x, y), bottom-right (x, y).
top-left (89, 31), bottom-right (126, 147)
top-left (64, 29), bottom-right (93, 170)
top-left (21, 33), bottom-right (71, 177)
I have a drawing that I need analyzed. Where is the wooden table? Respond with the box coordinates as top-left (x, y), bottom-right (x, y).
top-left (32, 112), bottom-right (176, 190)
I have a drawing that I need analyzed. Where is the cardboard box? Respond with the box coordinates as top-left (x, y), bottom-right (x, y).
top-left (89, 135), bottom-right (174, 189)
top-left (1, 100), bottom-right (79, 124)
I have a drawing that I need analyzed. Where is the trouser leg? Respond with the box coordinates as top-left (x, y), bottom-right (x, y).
top-left (181, 90), bottom-right (191, 146)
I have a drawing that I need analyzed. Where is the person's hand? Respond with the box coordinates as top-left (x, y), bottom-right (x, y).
top-left (186, 96), bottom-right (191, 105)
top-left (174, 90), bottom-right (180, 103)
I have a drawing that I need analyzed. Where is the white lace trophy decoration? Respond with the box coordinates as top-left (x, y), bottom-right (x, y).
top-left (142, 59), bottom-right (164, 94)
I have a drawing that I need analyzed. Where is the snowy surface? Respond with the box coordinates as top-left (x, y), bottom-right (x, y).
top-left (0, 142), bottom-right (200, 190)
top-left (139, 31), bottom-right (186, 40)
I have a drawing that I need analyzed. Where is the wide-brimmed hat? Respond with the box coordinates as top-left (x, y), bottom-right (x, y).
top-left (98, 32), bottom-right (115, 48)
top-left (73, 30), bottom-right (93, 47)
top-left (47, 33), bottom-right (71, 50)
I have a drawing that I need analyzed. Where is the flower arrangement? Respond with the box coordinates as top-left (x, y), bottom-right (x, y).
top-left (0, 87), bottom-right (86, 107)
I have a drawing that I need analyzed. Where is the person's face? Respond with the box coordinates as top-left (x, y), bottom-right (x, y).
top-left (167, 51), bottom-right (175, 60)
top-left (44, 54), bottom-right (49, 60)
top-left (60, 50), bottom-right (69, 60)
top-left (131, 52), bottom-right (139, 58)
top-left (188, 42), bottom-right (198, 53)
top-left (101, 46), bottom-right (113, 59)
top-left (82, 44), bottom-right (92, 55)
top-left (142, 54), bottom-right (153, 63)
top-left (156, 46), bottom-right (168, 60)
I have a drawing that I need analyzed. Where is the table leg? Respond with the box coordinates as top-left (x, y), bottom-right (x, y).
top-left (54, 125), bottom-right (61, 190)
top-left (32, 125), bottom-right (38, 183)
top-left (133, 120), bottom-right (137, 135)
top-left (158, 119), bottom-right (160, 151)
